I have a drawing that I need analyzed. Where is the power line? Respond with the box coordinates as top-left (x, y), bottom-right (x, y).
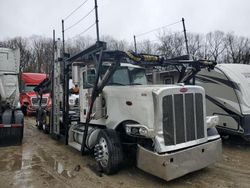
top-left (71, 22), bottom-right (96, 39)
top-left (64, 0), bottom-right (89, 21)
top-left (65, 7), bottom-right (95, 31)
top-left (136, 20), bottom-right (182, 38)
top-left (78, 22), bottom-right (96, 36)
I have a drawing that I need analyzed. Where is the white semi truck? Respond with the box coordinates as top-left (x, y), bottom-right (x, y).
top-left (0, 47), bottom-right (24, 146)
top-left (44, 41), bottom-right (222, 181)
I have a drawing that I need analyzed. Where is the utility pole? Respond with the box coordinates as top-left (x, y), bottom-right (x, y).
top-left (94, 0), bottom-right (100, 42)
top-left (62, 20), bottom-right (65, 54)
top-left (182, 18), bottom-right (189, 56)
top-left (134, 35), bottom-right (137, 53)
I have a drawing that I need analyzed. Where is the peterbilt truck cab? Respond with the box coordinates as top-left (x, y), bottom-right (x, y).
top-left (67, 61), bottom-right (222, 181)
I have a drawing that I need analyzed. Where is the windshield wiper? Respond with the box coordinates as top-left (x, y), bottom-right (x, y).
top-left (109, 82), bottom-right (126, 86)
top-left (131, 83), bottom-right (142, 85)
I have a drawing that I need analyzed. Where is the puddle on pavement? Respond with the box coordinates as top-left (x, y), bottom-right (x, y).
top-left (0, 145), bottom-right (78, 180)
top-left (54, 160), bottom-right (76, 178)
top-left (0, 151), bottom-right (22, 172)
top-left (36, 147), bottom-right (77, 178)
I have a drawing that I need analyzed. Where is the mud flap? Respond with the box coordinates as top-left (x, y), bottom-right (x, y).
top-left (0, 110), bottom-right (24, 146)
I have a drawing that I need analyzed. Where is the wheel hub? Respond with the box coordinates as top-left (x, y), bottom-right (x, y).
top-left (94, 137), bottom-right (109, 167)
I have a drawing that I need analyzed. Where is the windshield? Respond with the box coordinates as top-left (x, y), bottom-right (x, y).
top-left (107, 67), bottom-right (147, 85)
top-left (110, 68), bottom-right (130, 85)
top-left (25, 85), bottom-right (37, 92)
top-left (88, 65), bottom-right (148, 86)
top-left (129, 67), bottom-right (147, 85)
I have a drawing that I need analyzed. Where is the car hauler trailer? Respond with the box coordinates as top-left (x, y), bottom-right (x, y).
top-left (0, 48), bottom-right (24, 146)
top-left (42, 41), bottom-right (221, 181)
top-left (196, 64), bottom-right (250, 141)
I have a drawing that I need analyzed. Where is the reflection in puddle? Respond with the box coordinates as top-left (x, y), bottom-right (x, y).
top-left (54, 160), bottom-right (77, 178)
top-left (0, 145), bottom-right (77, 184)
top-left (0, 119), bottom-right (80, 188)
top-left (35, 146), bottom-right (76, 178)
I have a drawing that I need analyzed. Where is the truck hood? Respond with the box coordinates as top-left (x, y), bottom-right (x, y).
top-left (21, 73), bottom-right (47, 85)
top-left (102, 84), bottom-right (204, 130)
top-left (105, 84), bottom-right (203, 96)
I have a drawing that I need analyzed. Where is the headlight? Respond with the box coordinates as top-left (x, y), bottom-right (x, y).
top-left (206, 115), bottom-right (219, 129)
top-left (69, 99), bottom-right (74, 104)
top-left (75, 98), bottom-right (79, 105)
top-left (125, 124), bottom-right (149, 137)
top-left (139, 127), bottom-right (148, 136)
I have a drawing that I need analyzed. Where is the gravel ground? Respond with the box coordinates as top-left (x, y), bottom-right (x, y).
top-left (0, 117), bottom-right (250, 188)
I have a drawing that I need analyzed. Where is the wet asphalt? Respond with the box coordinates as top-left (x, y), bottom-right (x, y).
top-left (0, 117), bottom-right (250, 188)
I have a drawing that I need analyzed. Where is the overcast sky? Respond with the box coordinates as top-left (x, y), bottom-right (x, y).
top-left (0, 0), bottom-right (250, 43)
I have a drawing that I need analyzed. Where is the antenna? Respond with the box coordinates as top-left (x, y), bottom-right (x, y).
top-left (182, 18), bottom-right (189, 56)
top-left (134, 35), bottom-right (137, 53)
top-left (94, 0), bottom-right (100, 42)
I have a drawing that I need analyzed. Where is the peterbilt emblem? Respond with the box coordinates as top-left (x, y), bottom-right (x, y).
top-left (180, 87), bottom-right (188, 93)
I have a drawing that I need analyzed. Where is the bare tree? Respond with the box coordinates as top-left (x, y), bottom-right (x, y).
top-left (157, 32), bottom-right (185, 58)
top-left (1, 30), bottom-right (250, 75)
top-left (31, 36), bottom-right (53, 73)
top-left (136, 40), bottom-right (158, 54)
top-left (205, 31), bottom-right (226, 63)
top-left (65, 36), bottom-right (94, 55)
top-left (225, 33), bottom-right (250, 64)
top-left (187, 33), bottom-right (204, 59)
top-left (0, 37), bottom-right (35, 72)
top-left (102, 35), bottom-right (129, 51)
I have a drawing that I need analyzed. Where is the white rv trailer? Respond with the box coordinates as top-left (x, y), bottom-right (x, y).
top-left (196, 64), bottom-right (250, 140)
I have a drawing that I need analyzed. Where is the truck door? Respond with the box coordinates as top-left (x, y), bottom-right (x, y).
top-left (79, 67), bottom-right (96, 122)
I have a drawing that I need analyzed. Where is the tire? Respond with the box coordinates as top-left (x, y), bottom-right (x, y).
top-left (221, 134), bottom-right (230, 140)
top-left (242, 136), bottom-right (250, 142)
top-left (21, 106), bottom-right (27, 116)
top-left (207, 127), bottom-right (219, 136)
top-left (42, 113), bottom-right (50, 134)
top-left (14, 110), bottom-right (24, 124)
top-left (2, 109), bottom-right (12, 124)
top-left (94, 129), bottom-right (123, 175)
top-left (14, 110), bottom-right (24, 142)
top-left (36, 108), bottom-right (43, 130)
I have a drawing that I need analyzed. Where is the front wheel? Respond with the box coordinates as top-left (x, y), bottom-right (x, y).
top-left (94, 129), bottom-right (123, 175)
top-left (21, 106), bottom-right (27, 116)
top-left (42, 113), bottom-right (50, 134)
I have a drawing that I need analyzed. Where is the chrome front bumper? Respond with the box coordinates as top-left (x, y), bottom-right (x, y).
top-left (136, 138), bottom-right (222, 181)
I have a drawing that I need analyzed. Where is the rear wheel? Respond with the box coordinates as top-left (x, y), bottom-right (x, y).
top-left (36, 108), bottom-right (43, 130)
top-left (42, 113), bottom-right (50, 134)
top-left (221, 134), bottom-right (230, 140)
top-left (21, 106), bottom-right (27, 116)
top-left (94, 129), bottom-right (123, 175)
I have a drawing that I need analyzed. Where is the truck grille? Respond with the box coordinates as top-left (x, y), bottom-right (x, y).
top-left (162, 93), bottom-right (204, 146)
top-left (31, 97), bottom-right (48, 106)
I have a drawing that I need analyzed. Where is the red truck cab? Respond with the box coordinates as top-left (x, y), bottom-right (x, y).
top-left (20, 73), bottom-right (51, 115)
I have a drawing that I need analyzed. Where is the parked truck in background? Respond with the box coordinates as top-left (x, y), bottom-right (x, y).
top-left (0, 47), bottom-right (24, 146)
top-left (20, 72), bottom-right (51, 115)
